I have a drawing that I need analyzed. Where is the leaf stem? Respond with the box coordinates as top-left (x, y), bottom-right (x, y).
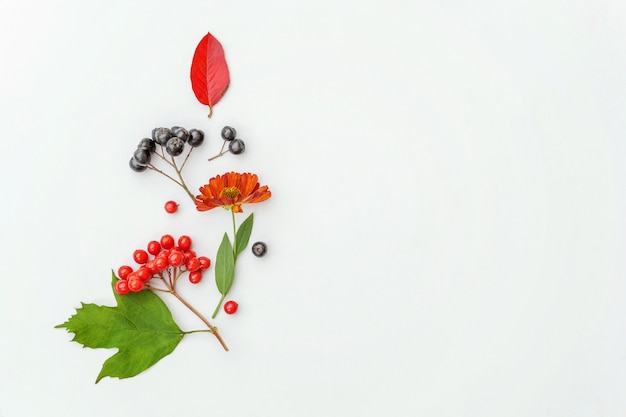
top-left (182, 329), bottom-right (212, 335)
top-left (170, 290), bottom-right (229, 351)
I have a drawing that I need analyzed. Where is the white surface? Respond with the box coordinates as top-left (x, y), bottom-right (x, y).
top-left (1, 0), bottom-right (625, 415)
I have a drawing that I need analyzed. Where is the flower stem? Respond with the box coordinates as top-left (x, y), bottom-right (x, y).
top-left (212, 293), bottom-right (227, 319)
top-left (231, 209), bottom-right (237, 260)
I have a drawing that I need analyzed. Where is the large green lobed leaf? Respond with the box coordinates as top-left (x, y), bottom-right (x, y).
top-left (56, 272), bottom-right (184, 383)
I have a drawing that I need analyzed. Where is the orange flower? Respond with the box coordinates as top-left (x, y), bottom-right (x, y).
top-left (195, 172), bottom-right (271, 213)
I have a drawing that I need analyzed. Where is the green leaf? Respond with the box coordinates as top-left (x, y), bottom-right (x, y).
top-left (215, 232), bottom-right (235, 295)
top-left (56, 272), bottom-right (184, 383)
top-left (235, 213), bottom-right (254, 257)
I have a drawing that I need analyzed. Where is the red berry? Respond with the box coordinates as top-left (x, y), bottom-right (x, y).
top-left (178, 235), bottom-right (192, 251)
top-left (189, 270), bottom-right (203, 284)
top-left (117, 265), bottom-right (133, 280)
top-left (185, 250), bottom-right (197, 260)
top-left (224, 300), bottom-right (238, 314)
top-left (145, 259), bottom-right (158, 274)
top-left (164, 200), bottom-right (178, 214)
top-left (185, 257), bottom-right (201, 272)
top-left (147, 240), bottom-right (161, 255)
top-left (133, 249), bottom-right (149, 264)
top-left (127, 276), bottom-right (144, 292)
top-left (168, 251), bottom-right (185, 267)
top-left (135, 266), bottom-right (152, 283)
top-left (154, 256), bottom-right (169, 271)
top-left (114, 279), bottom-right (130, 295)
top-left (160, 234), bottom-right (175, 249)
top-left (198, 256), bottom-right (211, 270)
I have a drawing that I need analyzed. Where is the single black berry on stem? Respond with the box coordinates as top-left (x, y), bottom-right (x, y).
top-left (188, 129), bottom-right (204, 147)
top-left (154, 127), bottom-right (173, 146)
top-left (251, 241), bottom-right (267, 257)
top-left (171, 126), bottom-right (189, 142)
top-left (165, 137), bottom-right (185, 156)
top-left (229, 139), bottom-right (245, 155)
top-left (137, 138), bottom-right (156, 153)
top-left (129, 157), bottom-right (148, 172)
top-left (221, 126), bottom-right (237, 141)
top-left (133, 148), bottom-right (151, 166)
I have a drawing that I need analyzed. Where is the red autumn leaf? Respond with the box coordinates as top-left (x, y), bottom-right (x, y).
top-left (190, 32), bottom-right (230, 117)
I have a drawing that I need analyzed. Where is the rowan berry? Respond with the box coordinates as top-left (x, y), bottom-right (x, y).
top-left (177, 235), bottom-right (192, 251)
top-left (164, 201), bottom-right (178, 214)
top-left (127, 276), bottom-right (144, 292)
top-left (224, 300), bottom-right (238, 314)
top-left (145, 260), bottom-right (158, 274)
top-left (133, 249), bottom-right (149, 264)
top-left (189, 270), bottom-right (203, 284)
top-left (117, 265), bottom-right (133, 280)
top-left (114, 279), bottom-right (130, 295)
top-left (185, 257), bottom-right (201, 272)
top-left (154, 256), bottom-right (169, 271)
top-left (168, 251), bottom-right (185, 267)
top-left (198, 256), bottom-right (211, 270)
top-left (135, 266), bottom-right (152, 283)
top-left (147, 240), bottom-right (161, 255)
top-left (160, 234), bottom-right (175, 249)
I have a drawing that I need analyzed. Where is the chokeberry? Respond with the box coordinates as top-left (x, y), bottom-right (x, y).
top-left (137, 138), bottom-right (156, 153)
top-left (251, 241), bottom-right (267, 257)
top-left (165, 137), bottom-right (185, 156)
top-left (154, 127), bottom-right (173, 145)
top-left (133, 148), bottom-right (151, 166)
top-left (229, 139), bottom-right (245, 155)
top-left (171, 126), bottom-right (189, 142)
top-left (221, 126), bottom-right (237, 141)
top-left (129, 157), bottom-right (148, 172)
top-left (164, 200), bottom-right (178, 214)
top-left (188, 129), bottom-right (204, 147)
top-left (224, 300), bottom-right (238, 314)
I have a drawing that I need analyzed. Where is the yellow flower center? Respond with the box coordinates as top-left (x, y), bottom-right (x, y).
top-left (220, 186), bottom-right (241, 199)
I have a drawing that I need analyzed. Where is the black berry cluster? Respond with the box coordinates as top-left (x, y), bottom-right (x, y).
top-left (221, 126), bottom-right (245, 155)
top-left (129, 126), bottom-right (205, 172)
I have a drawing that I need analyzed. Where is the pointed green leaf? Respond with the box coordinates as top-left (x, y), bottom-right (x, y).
top-left (235, 213), bottom-right (254, 257)
top-left (215, 232), bottom-right (235, 295)
top-left (56, 272), bottom-right (184, 383)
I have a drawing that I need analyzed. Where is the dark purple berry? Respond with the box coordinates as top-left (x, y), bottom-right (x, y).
top-left (137, 138), bottom-right (156, 153)
top-left (188, 129), bottom-right (204, 147)
top-left (171, 126), bottom-right (189, 142)
top-left (221, 126), bottom-right (237, 141)
top-left (154, 127), bottom-right (172, 146)
top-left (129, 157), bottom-right (148, 172)
top-left (228, 138), bottom-right (245, 155)
top-left (165, 137), bottom-right (185, 156)
top-left (251, 242), bottom-right (267, 257)
top-left (133, 148), bottom-right (151, 166)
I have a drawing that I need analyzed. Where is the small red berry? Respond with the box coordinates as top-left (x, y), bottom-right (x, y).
top-left (147, 240), bottom-right (161, 255)
top-left (160, 234), bottom-right (175, 249)
top-left (186, 257), bottom-right (201, 272)
top-left (164, 200), bottom-right (178, 213)
top-left (198, 256), bottom-right (211, 270)
top-left (188, 270), bottom-right (203, 284)
top-left (178, 235), bottom-right (192, 251)
top-left (145, 259), bottom-right (158, 274)
top-left (127, 276), bottom-right (144, 292)
top-left (154, 256), bottom-right (169, 271)
top-left (224, 300), bottom-right (238, 314)
top-left (114, 279), bottom-right (130, 295)
top-left (117, 265), bottom-right (133, 280)
top-left (135, 266), bottom-right (152, 283)
top-left (168, 251), bottom-right (185, 267)
top-left (133, 249), bottom-right (149, 264)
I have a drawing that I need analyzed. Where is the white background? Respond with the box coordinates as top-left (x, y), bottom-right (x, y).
top-left (1, 0), bottom-right (625, 415)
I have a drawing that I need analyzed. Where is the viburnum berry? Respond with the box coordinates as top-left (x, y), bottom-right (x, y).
top-left (145, 259), bottom-right (158, 274)
top-left (133, 249), bottom-right (149, 264)
top-left (178, 235), bottom-right (192, 251)
top-left (160, 234), bottom-right (175, 249)
top-left (188, 270), bottom-right (203, 284)
top-left (147, 240), bottom-right (161, 255)
top-left (135, 266), bottom-right (152, 283)
top-left (198, 256), bottom-right (211, 270)
top-left (168, 251), bottom-right (185, 267)
top-left (114, 279), bottom-right (130, 295)
top-left (117, 265), bottom-right (133, 280)
top-left (224, 300), bottom-right (238, 314)
top-left (127, 276), bottom-right (145, 292)
top-left (154, 256), bottom-right (169, 271)
top-left (164, 201), bottom-right (178, 214)
top-left (185, 257), bottom-right (201, 272)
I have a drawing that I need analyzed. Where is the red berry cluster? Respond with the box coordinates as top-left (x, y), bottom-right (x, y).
top-left (115, 234), bottom-right (211, 295)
